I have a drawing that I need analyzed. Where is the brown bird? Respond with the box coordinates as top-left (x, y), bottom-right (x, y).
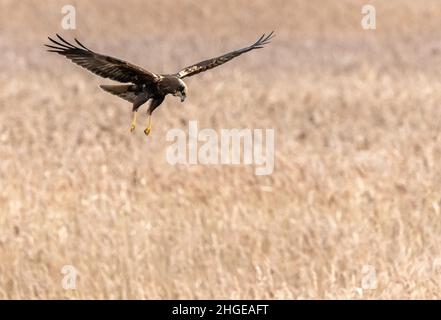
top-left (45, 32), bottom-right (274, 136)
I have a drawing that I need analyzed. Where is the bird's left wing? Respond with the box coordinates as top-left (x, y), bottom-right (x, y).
top-left (176, 32), bottom-right (274, 79)
top-left (45, 34), bottom-right (161, 84)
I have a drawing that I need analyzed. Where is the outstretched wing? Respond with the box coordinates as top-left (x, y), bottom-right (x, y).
top-left (45, 34), bottom-right (161, 84)
top-left (176, 32), bottom-right (274, 79)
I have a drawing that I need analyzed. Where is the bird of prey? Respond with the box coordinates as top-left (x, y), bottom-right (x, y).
top-left (45, 32), bottom-right (274, 136)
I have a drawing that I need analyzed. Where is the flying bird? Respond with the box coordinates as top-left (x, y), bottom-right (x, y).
top-left (45, 32), bottom-right (275, 136)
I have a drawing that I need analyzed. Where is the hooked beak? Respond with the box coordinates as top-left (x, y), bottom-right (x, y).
top-left (174, 91), bottom-right (186, 102)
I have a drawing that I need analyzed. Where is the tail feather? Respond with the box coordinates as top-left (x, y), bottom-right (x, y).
top-left (100, 84), bottom-right (137, 103)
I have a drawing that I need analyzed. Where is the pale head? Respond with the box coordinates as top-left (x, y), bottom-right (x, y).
top-left (172, 78), bottom-right (187, 102)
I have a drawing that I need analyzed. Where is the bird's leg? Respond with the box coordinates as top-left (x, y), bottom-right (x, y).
top-left (130, 111), bottom-right (137, 132)
top-left (143, 97), bottom-right (163, 136)
top-left (144, 113), bottom-right (152, 136)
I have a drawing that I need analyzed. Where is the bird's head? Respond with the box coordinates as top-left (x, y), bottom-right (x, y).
top-left (172, 79), bottom-right (187, 102)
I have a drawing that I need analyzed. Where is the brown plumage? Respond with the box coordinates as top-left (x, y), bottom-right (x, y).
top-left (45, 32), bottom-right (274, 136)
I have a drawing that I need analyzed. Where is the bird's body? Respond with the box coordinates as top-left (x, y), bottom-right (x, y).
top-left (100, 76), bottom-right (187, 111)
top-left (45, 32), bottom-right (274, 136)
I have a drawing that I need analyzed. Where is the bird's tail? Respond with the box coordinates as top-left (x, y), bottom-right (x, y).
top-left (100, 84), bottom-right (137, 103)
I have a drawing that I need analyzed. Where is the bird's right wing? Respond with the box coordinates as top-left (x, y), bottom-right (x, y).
top-left (176, 32), bottom-right (275, 79)
top-left (45, 34), bottom-right (162, 84)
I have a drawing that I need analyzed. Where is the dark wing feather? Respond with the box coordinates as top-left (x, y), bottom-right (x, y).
top-left (176, 32), bottom-right (275, 79)
top-left (45, 34), bottom-right (161, 84)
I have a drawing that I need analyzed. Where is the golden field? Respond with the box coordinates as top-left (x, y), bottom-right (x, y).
top-left (2, 0), bottom-right (441, 299)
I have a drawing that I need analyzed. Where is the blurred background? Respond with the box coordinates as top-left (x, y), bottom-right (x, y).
top-left (1, 0), bottom-right (441, 299)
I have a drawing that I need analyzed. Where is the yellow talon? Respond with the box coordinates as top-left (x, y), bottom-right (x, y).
top-left (144, 115), bottom-right (152, 136)
top-left (130, 112), bottom-right (137, 132)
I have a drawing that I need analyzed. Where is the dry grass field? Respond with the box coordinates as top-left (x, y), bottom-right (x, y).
top-left (2, 0), bottom-right (441, 299)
